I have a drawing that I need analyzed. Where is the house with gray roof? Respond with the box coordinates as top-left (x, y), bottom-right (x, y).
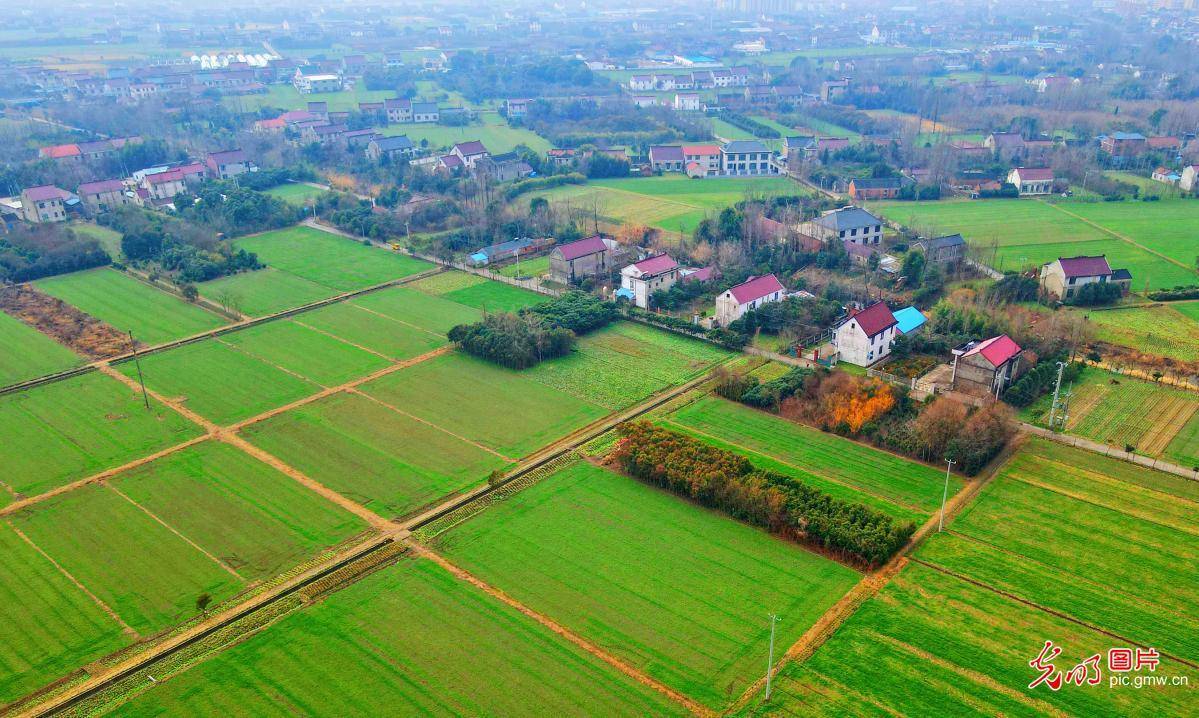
top-left (720, 140), bottom-right (777, 176)
top-left (366, 135), bottom-right (416, 162)
top-left (805, 206), bottom-right (885, 245)
top-left (914, 233), bottom-right (966, 265)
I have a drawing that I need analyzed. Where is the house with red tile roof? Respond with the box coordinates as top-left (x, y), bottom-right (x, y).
top-left (619, 254), bottom-right (680, 308)
top-left (952, 334), bottom-right (1025, 398)
top-left (715, 273), bottom-right (786, 327)
top-left (832, 301), bottom-right (898, 366)
top-left (1007, 167), bottom-right (1055, 195)
top-left (76, 179), bottom-right (131, 214)
top-left (549, 234), bottom-right (621, 285)
top-left (1038, 255), bottom-right (1130, 301)
top-left (451, 141), bottom-right (490, 169)
top-left (39, 144), bottom-right (82, 161)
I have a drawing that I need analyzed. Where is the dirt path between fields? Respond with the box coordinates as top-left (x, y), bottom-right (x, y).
top-left (290, 319), bottom-right (393, 360)
top-left (726, 436), bottom-right (1018, 714)
top-left (407, 542), bottom-right (714, 717)
top-left (7, 521), bottom-right (139, 640)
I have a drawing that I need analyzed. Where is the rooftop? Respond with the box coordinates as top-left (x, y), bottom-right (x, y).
top-left (964, 334), bottom-right (1022, 367)
top-left (845, 301), bottom-right (896, 337)
top-left (814, 206), bottom-right (882, 232)
top-left (728, 273), bottom-right (785, 305)
top-left (556, 234), bottom-right (610, 261)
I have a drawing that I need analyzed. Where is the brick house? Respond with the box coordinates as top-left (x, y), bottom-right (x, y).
top-left (19, 185), bottom-right (72, 223)
top-left (548, 234), bottom-right (620, 284)
top-left (76, 179), bottom-right (130, 214)
top-left (619, 254), bottom-right (679, 309)
top-left (951, 335), bottom-right (1025, 398)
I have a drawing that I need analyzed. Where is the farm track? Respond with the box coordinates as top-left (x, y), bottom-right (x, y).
top-left (17, 357), bottom-right (730, 717)
top-left (407, 541), bottom-right (714, 718)
top-left (725, 433), bottom-right (1023, 714)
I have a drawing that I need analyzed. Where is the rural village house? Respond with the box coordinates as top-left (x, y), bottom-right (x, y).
top-left (1039, 255), bottom-right (1131, 301)
top-left (714, 273), bottom-right (785, 327)
top-left (832, 301), bottom-right (898, 366)
top-left (951, 334), bottom-right (1025, 398)
top-left (619, 254), bottom-right (680, 309)
top-left (549, 234), bottom-right (620, 284)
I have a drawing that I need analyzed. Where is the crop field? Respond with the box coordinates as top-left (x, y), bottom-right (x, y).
top-left (533, 175), bottom-right (801, 236)
top-left (0, 310), bottom-right (80, 386)
top-left (869, 199), bottom-right (1199, 290)
top-left (216, 319), bottom-right (390, 387)
top-left (223, 84), bottom-right (397, 112)
top-left (233, 226), bottom-right (432, 292)
top-left (1081, 303), bottom-right (1199, 362)
top-left (349, 285), bottom-right (482, 334)
top-left (100, 555), bottom-right (685, 717)
top-left (526, 322), bottom-right (732, 409)
top-left (661, 395), bottom-right (955, 520)
top-left (495, 254), bottom-right (551, 278)
top-left (1023, 366), bottom-right (1199, 464)
top-left (740, 439), bottom-right (1199, 716)
top-left (10, 483), bottom-right (245, 637)
top-left (0, 523), bottom-right (130, 704)
top-left (117, 338), bottom-right (320, 425)
top-left (438, 280), bottom-right (551, 312)
top-left (1063, 198), bottom-right (1199, 270)
top-left (68, 222), bottom-right (123, 259)
top-left (240, 391), bottom-right (510, 518)
top-left (290, 301), bottom-right (447, 361)
top-left (200, 226), bottom-right (432, 316)
top-left (379, 120), bottom-right (552, 154)
top-left (35, 268), bottom-right (226, 344)
top-left (434, 459), bottom-right (860, 710)
top-left (263, 183), bottom-right (327, 205)
top-left (360, 352), bottom-right (609, 459)
top-left (109, 441), bottom-right (370, 579)
top-left (0, 372), bottom-right (200, 500)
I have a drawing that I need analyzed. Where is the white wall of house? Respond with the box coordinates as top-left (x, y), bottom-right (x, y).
top-left (714, 288), bottom-right (782, 326)
top-left (833, 321), bottom-right (895, 366)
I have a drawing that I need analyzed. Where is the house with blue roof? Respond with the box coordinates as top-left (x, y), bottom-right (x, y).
top-left (893, 306), bottom-right (927, 335)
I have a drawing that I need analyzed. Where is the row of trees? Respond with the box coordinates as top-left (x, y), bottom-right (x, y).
top-left (0, 224), bottom-right (109, 283)
top-left (612, 422), bottom-right (915, 567)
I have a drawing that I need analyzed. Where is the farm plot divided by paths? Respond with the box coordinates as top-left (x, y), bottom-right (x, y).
top-left (738, 438), bottom-right (1199, 716)
top-left (1022, 366), bottom-right (1199, 466)
top-left (34, 267), bottom-right (226, 344)
top-left (198, 225), bottom-right (433, 316)
top-left (96, 555), bottom-right (686, 717)
top-left (1081, 302), bottom-right (1199, 363)
top-left (432, 458), bottom-right (860, 712)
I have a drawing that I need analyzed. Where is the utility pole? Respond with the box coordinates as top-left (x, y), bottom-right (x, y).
top-left (764, 613), bottom-right (780, 701)
top-left (939, 458), bottom-right (956, 532)
top-left (128, 331), bottom-right (149, 410)
top-left (1048, 361), bottom-right (1068, 430)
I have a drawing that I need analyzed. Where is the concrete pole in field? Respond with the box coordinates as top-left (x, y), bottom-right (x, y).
top-left (128, 331), bottom-right (149, 410)
top-left (764, 613), bottom-right (780, 701)
top-left (939, 458), bottom-right (956, 532)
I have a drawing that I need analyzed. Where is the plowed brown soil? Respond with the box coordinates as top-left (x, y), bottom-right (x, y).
top-left (0, 284), bottom-right (135, 359)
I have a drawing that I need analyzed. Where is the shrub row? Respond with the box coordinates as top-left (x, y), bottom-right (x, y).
top-left (622, 305), bottom-right (749, 350)
top-left (612, 422), bottom-right (916, 566)
top-left (715, 366), bottom-right (811, 408)
top-left (1148, 286), bottom-right (1199, 301)
top-left (1003, 354), bottom-right (1079, 407)
top-left (716, 111), bottom-right (781, 139)
top-left (448, 291), bottom-right (615, 369)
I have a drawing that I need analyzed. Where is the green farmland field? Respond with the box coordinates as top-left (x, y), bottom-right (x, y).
top-left (233, 226), bottom-right (431, 292)
top-left (361, 352), bottom-right (608, 459)
top-left (35, 268), bottom-right (226, 344)
top-left (119, 339), bottom-right (319, 425)
top-left (11, 483), bottom-right (244, 636)
top-left (869, 199), bottom-right (1199, 290)
top-left (1021, 365), bottom-right (1199, 466)
top-left (439, 280), bottom-right (550, 312)
top-left (526, 322), bottom-right (732, 410)
top-left (533, 175), bottom-right (802, 236)
top-left (0, 310), bottom-right (80, 386)
top-left (199, 268), bottom-right (333, 317)
top-left (101, 556), bottom-right (685, 717)
top-left (663, 396), bottom-right (956, 516)
top-left (290, 301), bottom-right (447, 361)
top-left (218, 319), bottom-right (390, 387)
top-left (739, 439), bottom-right (1199, 716)
top-left (379, 120), bottom-right (552, 154)
top-left (0, 524), bottom-right (129, 704)
top-left (240, 391), bottom-right (510, 519)
top-left (1080, 303), bottom-right (1199, 362)
top-left (263, 183), bottom-right (327, 205)
top-left (349, 285), bottom-right (482, 335)
top-left (0, 372), bottom-right (200, 500)
top-left (110, 441), bottom-right (370, 579)
top-left (200, 226), bottom-right (432, 316)
top-left (495, 254), bottom-right (550, 278)
top-left (435, 459), bottom-right (860, 710)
